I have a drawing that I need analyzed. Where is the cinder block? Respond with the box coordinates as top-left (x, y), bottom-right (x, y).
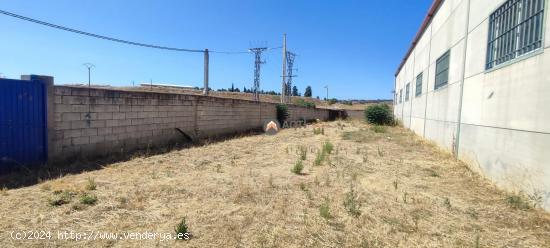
top-left (71, 120), bottom-right (89, 129)
top-left (126, 125), bottom-right (138, 133)
top-left (112, 126), bottom-right (126, 134)
top-left (54, 86), bottom-right (72, 96)
top-left (126, 112), bottom-right (138, 119)
top-left (105, 134), bottom-right (118, 141)
top-left (72, 136), bottom-right (89, 145)
top-left (143, 105), bottom-right (158, 112)
top-left (71, 105), bottom-right (89, 112)
top-left (82, 128), bottom-right (98, 137)
top-left (62, 96), bottom-right (89, 105)
top-left (56, 121), bottom-right (72, 130)
top-left (97, 127), bottom-right (113, 135)
top-left (97, 112), bottom-right (113, 120)
top-left (89, 120), bottom-right (106, 128)
top-left (56, 104), bottom-right (72, 113)
top-left (105, 119), bottom-right (119, 127)
top-left (131, 118), bottom-right (144, 125)
top-left (112, 112), bottom-right (126, 120)
top-left (89, 135), bottom-right (105, 144)
top-left (132, 105), bottom-right (144, 112)
top-left (62, 113), bottom-right (81, 121)
top-left (63, 129), bottom-right (82, 139)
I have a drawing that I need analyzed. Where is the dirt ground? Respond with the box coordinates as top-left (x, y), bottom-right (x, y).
top-left (1, 120), bottom-right (549, 247)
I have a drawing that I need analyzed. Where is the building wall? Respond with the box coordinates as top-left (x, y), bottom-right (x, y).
top-left (51, 86), bottom-right (330, 162)
top-left (394, 0), bottom-right (550, 210)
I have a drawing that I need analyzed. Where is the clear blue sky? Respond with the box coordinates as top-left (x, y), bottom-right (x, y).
top-left (0, 0), bottom-right (432, 100)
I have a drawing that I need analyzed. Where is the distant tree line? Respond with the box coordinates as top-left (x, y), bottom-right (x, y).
top-left (213, 84), bottom-right (326, 99)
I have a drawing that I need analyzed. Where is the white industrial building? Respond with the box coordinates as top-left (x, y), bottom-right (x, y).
top-left (394, 0), bottom-right (550, 210)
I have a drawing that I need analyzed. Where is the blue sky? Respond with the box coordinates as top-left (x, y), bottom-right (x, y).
top-left (0, 0), bottom-right (432, 100)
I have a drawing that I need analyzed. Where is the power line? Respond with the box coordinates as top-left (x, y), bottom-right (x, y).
top-left (1, 9), bottom-right (253, 54)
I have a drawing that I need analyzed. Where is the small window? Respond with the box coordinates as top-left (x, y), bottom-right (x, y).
top-left (405, 83), bottom-right (410, 101)
top-left (399, 89), bottom-right (403, 103)
top-left (415, 72), bottom-right (423, 97)
top-left (486, 0), bottom-right (545, 70)
top-left (435, 51), bottom-right (450, 90)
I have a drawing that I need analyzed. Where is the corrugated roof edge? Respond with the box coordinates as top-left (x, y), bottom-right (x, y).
top-left (395, 0), bottom-right (444, 77)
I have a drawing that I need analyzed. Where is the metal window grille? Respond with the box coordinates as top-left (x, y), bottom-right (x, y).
top-left (435, 50), bottom-right (450, 90)
top-left (405, 83), bottom-right (410, 101)
top-left (415, 72), bottom-right (423, 97)
top-left (486, 0), bottom-right (545, 69)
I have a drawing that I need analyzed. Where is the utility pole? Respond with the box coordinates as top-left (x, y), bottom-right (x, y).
top-left (82, 63), bottom-right (95, 123)
top-left (249, 47), bottom-right (267, 101)
top-left (203, 49), bottom-right (210, 95)
top-left (324, 85), bottom-right (329, 101)
top-left (281, 33), bottom-right (287, 103)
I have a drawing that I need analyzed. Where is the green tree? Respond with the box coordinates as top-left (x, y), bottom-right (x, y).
top-left (304, 86), bottom-right (312, 97)
top-left (292, 86), bottom-right (299, 96)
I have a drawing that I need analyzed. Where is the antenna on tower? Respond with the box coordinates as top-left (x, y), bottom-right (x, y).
top-left (249, 47), bottom-right (268, 101)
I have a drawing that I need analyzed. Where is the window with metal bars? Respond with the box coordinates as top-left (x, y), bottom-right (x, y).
top-left (486, 0), bottom-right (545, 70)
top-left (435, 50), bottom-right (450, 90)
top-left (405, 83), bottom-right (410, 101)
top-left (415, 72), bottom-right (423, 97)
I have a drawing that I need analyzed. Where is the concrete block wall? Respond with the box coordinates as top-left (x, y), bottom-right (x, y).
top-left (51, 86), bottom-right (330, 162)
top-left (394, 0), bottom-right (550, 210)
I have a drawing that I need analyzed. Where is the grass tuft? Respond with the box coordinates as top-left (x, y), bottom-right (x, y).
top-left (319, 198), bottom-right (331, 220)
top-left (49, 190), bottom-right (75, 206)
top-left (505, 194), bottom-right (532, 210)
top-left (322, 141), bottom-right (334, 155)
top-left (85, 177), bottom-right (97, 191)
top-left (313, 127), bottom-right (325, 135)
top-left (0, 187), bottom-right (7, 196)
top-left (298, 145), bottom-right (307, 160)
top-left (80, 193), bottom-right (98, 205)
top-left (291, 160), bottom-right (304, 175)
top-left (343, 184), bottom-right (361, 217)
top-left (371, 125), bottom-right (387, 133)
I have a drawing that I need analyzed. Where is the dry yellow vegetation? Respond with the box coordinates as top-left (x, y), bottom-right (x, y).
top-left (1, 120), bottom-right (549, 247)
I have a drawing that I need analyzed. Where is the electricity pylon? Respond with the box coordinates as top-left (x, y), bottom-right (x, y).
top-left (249, 47), bottom-right (267, 101)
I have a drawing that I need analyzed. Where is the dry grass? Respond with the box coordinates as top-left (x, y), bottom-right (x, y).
top-left (1, 120), bottom-right (549, 247)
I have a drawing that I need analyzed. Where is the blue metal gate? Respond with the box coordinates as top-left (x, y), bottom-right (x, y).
top-left (0, 78), bottom-right (47, 170)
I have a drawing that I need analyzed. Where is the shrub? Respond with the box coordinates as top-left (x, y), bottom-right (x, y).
top-left (80, 193), bottom-right (98, 205)
top-left (506, 194), bottom-right (532, 210)
top-left (291, 160), bottom-right (304, 175)
top-left (175, 217), bottom-right (191, 240)
top-left (294, 98), bottom-right (316, 108)
top-left (276, 104), bottom-right (289, 125)
top-left (364, 104), bottom-right (393, 125)
top-left (49, 191), bottom-right (75, 206)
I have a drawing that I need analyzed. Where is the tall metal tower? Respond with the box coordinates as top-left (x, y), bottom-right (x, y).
top-left (249, 47), bottom-right (267, 101)
top-left (281, 34), bottom-right (287, 103)
top-left (285, 51), bottom-right (296, 103)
